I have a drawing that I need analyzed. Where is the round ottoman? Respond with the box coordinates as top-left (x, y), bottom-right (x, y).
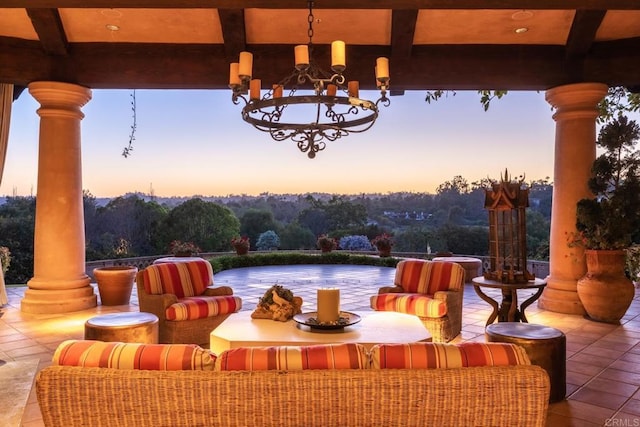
top-left (486, 322), bottom-right (566, 403)
top-left (84, 312), bottom-right (159, 344)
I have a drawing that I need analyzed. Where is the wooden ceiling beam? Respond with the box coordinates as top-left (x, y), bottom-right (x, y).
top-left (218, 9), bottom-right (246, 62)
top-left (391, 10), bottom-right (418, 60)
top-left (389, 10), bottom-right (419, 96)
top-left (564, 9), bottom-right (607, 82)
top-left (6, 1), bottom-right (640, 10)
top-left (566, 10), bottom-right (607, 58)
top-left (25, 8), bottom-right (68, 56)
top-left (1, 38), bottom-right (639, 91)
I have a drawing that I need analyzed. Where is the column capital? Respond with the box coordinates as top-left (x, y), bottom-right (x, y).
top-left (28, 81), bottom-right (92, 119)
top-left (545, 83), bottom-right (609, 122)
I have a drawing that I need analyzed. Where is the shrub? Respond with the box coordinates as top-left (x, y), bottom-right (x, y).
top-left (339, 235), bottom-right (373, 251)
top-left (256, 230), bottom-right (280, 251)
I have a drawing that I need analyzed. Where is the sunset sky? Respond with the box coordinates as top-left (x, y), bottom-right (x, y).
top-left (3, 88), bottom-right (561, 197)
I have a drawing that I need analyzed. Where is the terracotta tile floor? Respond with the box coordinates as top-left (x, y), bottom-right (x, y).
top-left (1, 264), bottom-right (640, 426)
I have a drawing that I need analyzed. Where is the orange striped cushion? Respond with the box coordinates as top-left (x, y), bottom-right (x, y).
top-left (216, 343), bottom-right (369, 371)
top-left (395, 260), bottom-right (464, 294)
top-left (142, 260), bottom-right (213, 297)
top-left (53, 340), bottom-right (216, 370)
top-left (370, 293), bottom-right (447, 317)
top-left (370, 342), bottom-right (530, 369)
top-left (166, 295), bottom-right (242, 320)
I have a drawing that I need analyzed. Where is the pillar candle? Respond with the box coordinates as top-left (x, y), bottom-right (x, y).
top-left (348, 81), bottom-right (359, 98)
top-left (238, 51), bottom-right (253, 78)
top-left (229, 63), bottom-right (241, 86)
top-left (317, 288), bottom-right (340, 323)
top-left (376, 57), bottom-right (389, 80)
top-left (294, 45), bottom-right (309, 67)
top-left (331, 41), bottom-right (346, 70)
top-left (326, 84), bottom-right (337, 97)
top-left (250, 79), bottom-right (261, 100)
top-left (272, 84), bottom-right (283, 98)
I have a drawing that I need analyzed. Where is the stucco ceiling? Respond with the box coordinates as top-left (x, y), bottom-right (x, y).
top-left (0, 1), bottom-right (639, 92)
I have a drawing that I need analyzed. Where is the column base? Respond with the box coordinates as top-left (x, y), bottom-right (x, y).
top-left (21, 285), bottom-right (97, 314)
top-left (538, 280), bottom-right (585, 315)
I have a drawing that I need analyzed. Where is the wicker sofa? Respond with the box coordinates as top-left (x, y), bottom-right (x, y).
top-left (36, 340), bottom-right (550, 427)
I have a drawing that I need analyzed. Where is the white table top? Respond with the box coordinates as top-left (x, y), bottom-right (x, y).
top-left (210, 311), bottom-right (431, 354)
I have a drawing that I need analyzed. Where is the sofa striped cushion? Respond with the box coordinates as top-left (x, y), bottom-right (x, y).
top-left (53, 340), bottom-right (216, 370)
top-left (370, 342), bottom-right (530, 369)
top-left (370, 293), bottom-right (447, 317)
top-left (166, 295), bottom-right (242, 321)
top-left (216, 343), bottom-right (369, 371)
top-left (142, 260), bottom-right (213, 297)
top-left (395, 260), bottom-right (464, 294)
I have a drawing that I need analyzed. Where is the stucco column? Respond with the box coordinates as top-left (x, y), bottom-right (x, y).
top-left (538, 82), bottom-right (608, 315)
top-left (21, 82), bottom-right (97, 314)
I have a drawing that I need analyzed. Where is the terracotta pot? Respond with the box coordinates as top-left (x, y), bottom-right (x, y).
top-left (93, 266), bottom-right (138, 306)
top-left (173, 251), bottom-right (193, 257)
top-left (576, 250), bottom-right (634, 323)
top-left (377, 247), bottom-right (392, 258)
top-left (235, 246), bottom-right (249, 255)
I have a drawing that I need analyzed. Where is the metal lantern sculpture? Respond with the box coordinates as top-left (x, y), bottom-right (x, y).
top-left (484, 170), bottom-right (535, 284)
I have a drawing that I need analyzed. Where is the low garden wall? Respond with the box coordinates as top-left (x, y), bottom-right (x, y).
top-left (85, 251), bottom-right (550, 281)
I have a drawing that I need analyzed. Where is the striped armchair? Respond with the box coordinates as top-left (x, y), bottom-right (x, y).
top-left (370, 259), bottom-right (465, 342)
top-left (136, 260), bottom-right (242, 345)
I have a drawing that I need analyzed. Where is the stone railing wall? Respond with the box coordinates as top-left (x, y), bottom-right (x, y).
top-left (85, 251), bottom-right (550, 281)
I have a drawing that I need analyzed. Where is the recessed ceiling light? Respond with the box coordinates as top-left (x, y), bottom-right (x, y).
top-left (105, 24), bottom-right (120, 31)
top-left (512, 10), bottom-right (534, 20)
top-left (101, 9), bottom-right (122, 18)
top-left (515, 27), bottom-right (529, 34)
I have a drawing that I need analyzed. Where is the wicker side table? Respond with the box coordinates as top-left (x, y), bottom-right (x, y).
top-left (486, 322), bottom-right (565, 403)
top-left (85, 312), bottom-right (159, 344)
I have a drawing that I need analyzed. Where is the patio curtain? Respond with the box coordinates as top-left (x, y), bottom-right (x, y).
top-left (0, 83), bottom-right (12, 188)
top-left (0, 83), bottom-right (12, 305)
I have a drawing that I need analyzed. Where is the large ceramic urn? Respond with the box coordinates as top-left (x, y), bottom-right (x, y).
top-left (576, 250), bottom-right (634, 323)
top-left (93, 265), bottom-right (138, 306)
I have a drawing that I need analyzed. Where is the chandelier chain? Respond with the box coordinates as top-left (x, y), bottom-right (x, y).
top-left (307, 1), bottom-right (314, 45)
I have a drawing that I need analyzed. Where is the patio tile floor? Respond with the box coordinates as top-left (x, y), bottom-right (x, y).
top-left (1, 264), bottom-right (640, 426)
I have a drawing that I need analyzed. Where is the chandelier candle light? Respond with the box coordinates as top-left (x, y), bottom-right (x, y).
top-left (229, 0), bottom-right (390, 159)
top-left (317, 288), bottom-right (340, 323)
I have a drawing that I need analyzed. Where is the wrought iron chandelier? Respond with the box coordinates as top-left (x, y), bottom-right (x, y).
top-left (229, 1), bottom-right (390, 159)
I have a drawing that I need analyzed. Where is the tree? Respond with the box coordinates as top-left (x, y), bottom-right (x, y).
top-left (87, 194), bottom-right (167, 259)
top-left (323, 196), bottom-right (367, 230)
top-left (160, 198), bottom-right (240, 252)
top-left (279, 222), bottom-right (316, 250)
top-left (394, 228), bottom-right (429, 252)
top-left (297, 207), bottom-right (329, 236)
top-left (239, 209), bottom-right (280, 250)
top-left (436, 225), bottom-right (489, 256)
top-left (528, 178), bottom-right (553, 219)
top-left (527, 211), bottom-right (550, 261)
top-left (297, 195), bottom-right (367, 235)
top-left (0, 196), bottom-right (36, 283)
